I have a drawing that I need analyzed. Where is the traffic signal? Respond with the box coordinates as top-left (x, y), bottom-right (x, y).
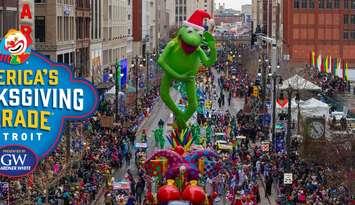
top-left (252, 85), bottom-right (259, 97)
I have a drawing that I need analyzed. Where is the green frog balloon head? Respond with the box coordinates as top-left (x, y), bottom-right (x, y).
top-left (158, 9), bottom-right (217, 130)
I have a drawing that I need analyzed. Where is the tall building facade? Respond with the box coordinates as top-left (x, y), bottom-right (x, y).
top-left (283, 0), bottom-right (355, 67)
top-left (175, 0), bottom-right (214, 27)
top-left (102, 0), bottom-right (132, 73)
top-left (0, 0), bottom-right (19, 37)
top-left (142, 0), bottom-right (157, 53)
top-left (156, 0), bottom-right (170, 44)
top-left (90, 0), bottom-right (103, 84)
top-left (75, 0), bottom-right (91, 78)
top-left (252, 0), bottom-right (263, 32)
top-left (35, 0), bottom-right (76, 68)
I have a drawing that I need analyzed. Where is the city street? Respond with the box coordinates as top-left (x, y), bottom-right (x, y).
top-left (95, 67), bottom-right (279, 205)
top-left (0, 0), bottom-right (353, 204)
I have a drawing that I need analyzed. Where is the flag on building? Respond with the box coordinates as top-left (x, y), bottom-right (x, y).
top-left (317, 54), bottom-right (322, 72)
top-left (338, 60), bottom-right (343, 78)
top-left (324, 56), bottom-right (328, 73)
top-left (333, 58), bottom-right (337, 76)
top-left (328, 56), bottom-right (332, 74)
top-left (311, 50), bottom-right (315, 67)
top-left (345, 63), bottom-right (349, 81)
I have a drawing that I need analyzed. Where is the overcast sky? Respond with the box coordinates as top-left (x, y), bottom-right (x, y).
top-left (215, 0), bottom-right (251, 10)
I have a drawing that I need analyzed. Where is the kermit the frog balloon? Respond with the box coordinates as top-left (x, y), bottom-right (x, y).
top-left (158, 9), bottom-right (217, 129)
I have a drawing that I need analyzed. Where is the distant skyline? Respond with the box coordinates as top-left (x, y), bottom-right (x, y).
top-left (215, 0), bottom-right (251, 10)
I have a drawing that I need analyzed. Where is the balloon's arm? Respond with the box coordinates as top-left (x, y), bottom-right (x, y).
top-left (158, 40), bottom-right (184, 80)
top-left (199, 32), bottom-right (217, 67)
top-left (198, 45), bottom-right (217, 67)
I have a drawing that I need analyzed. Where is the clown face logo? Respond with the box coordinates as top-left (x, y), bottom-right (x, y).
top-left (5, 30), bottom-right (27, 55)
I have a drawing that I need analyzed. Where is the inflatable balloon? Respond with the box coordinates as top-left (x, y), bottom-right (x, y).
top-left (174, 145), bottom-right (185, 156)
top-left (157, 179), bottom-right (181, 203)
top-left (182, 180), bottom-right (206, 205)
top-left (166, 163), bottom-right (199, 180)
top-left (158, 9), bottom-right (217, 129)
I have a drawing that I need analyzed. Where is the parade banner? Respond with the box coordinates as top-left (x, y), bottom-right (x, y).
top-left (0, 28), bottom-right (98, 177)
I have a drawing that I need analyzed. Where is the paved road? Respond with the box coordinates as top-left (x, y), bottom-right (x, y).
top-left (95, 70), bottom-right (277, 204)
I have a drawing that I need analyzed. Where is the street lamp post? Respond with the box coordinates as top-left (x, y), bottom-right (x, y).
top-left (286, 85), bottom-right (293, 153)
top-left (132, 55), bottom-right (144, 112)
top-left (284, 84), bottom-right (300, 153)
top-left (261, 58), bottom-right (268, 106)
top-left (271, 66), bottom-right (281, 144)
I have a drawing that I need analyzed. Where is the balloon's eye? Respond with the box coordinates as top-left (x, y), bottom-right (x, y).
top-left (187, 27), bottom-right (193, 33)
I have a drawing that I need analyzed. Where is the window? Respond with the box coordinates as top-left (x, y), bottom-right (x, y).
top-left (301, 0), bottom-right (307, 8)
top-left (351, 15), bottom-right (355, 24)
top-left (128, 0), bottom-right (130, 5)
top-left (35, 16), bottom-right (45, 42)
top-left (57, 54), bottom-right (63, 63)
top-left (351, 31), bottom-right (355, 39)
top-left (128, 14), bottom-right (130, 20)
top-left (319, 0), bottom-right (325, 8)
top-left (326, 0), bottom-right (332, 8)
top-left (294, 0), bottom-right (300, 8)
top-left (344, 15), bottom-right (349, 24)
top-left (345, 0), bottom-right (349, 8)
top-left (309, 0), bottom-right (315, 8)
top-left (352, 0), bottom-right (355, 8)
top-left (64, 53), bottom-right (69, 64)
top-left (343, 31), bottom-right (349, 40)
top-left (334, 0), bottom-right (339, 8)
top-left (35, 0), bottom-right (46, 3)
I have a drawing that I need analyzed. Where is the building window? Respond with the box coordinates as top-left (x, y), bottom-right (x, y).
top-left (128, 0), bottom-right (130, 5)
top-left (128, 14), bottom-right (130, 20)
top-left (35, 0), bottom-right (46, 3)
top-left (344, 15), bottom-right (349, 24)
top-left (351, 31), bottom-right (355, 39)
top-left (301, 0), bottom-right (307, 8)
top-left (352, 0), bottom-right (355, 8)
top-left (334, 0), bottom-right (340, 8)
top-left (344, 31), bottom-right (349, 39)
top-left (294, 0), bottom-right (300, 8)
top-left (345, 0), bottom-right (349, 8)
top-left (309, 0), bottom-right (315, 8)
top-left (57, 54), bottom-right (63, 63)
top-left (326, 0), bottom-right (332, 8)
top-left (319, 0), bottom-right (325, 8)
top-left (35, 16), bottom-right (45, 42)
top-left (351, 15), bottom-right (355, 24)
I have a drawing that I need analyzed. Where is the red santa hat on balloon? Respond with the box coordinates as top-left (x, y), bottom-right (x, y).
top-left (183, 9), bottom-right (211, 31)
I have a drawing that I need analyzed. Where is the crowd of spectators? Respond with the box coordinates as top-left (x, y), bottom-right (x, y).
top-left (0, 86), bottom-right (160, 205)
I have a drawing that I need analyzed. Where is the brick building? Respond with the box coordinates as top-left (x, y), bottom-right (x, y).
top-left (283, 0), bottom-right (355, 67)
top-left (214, 14), bottom-right (243, 25)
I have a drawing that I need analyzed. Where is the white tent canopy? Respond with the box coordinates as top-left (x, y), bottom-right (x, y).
top-left (276, 97), bottom-right (330, 120)
top-left (280, 74), bottom-right (321, 91)
top-left (300, 98), bottom-right (330, 118)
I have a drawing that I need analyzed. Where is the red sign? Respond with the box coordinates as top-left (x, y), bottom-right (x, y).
top-left (277, 98), bottom-right (288, 108)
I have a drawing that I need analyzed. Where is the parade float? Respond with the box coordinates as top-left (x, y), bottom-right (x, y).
top-left (144, 9), bottom-right (218, 205)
